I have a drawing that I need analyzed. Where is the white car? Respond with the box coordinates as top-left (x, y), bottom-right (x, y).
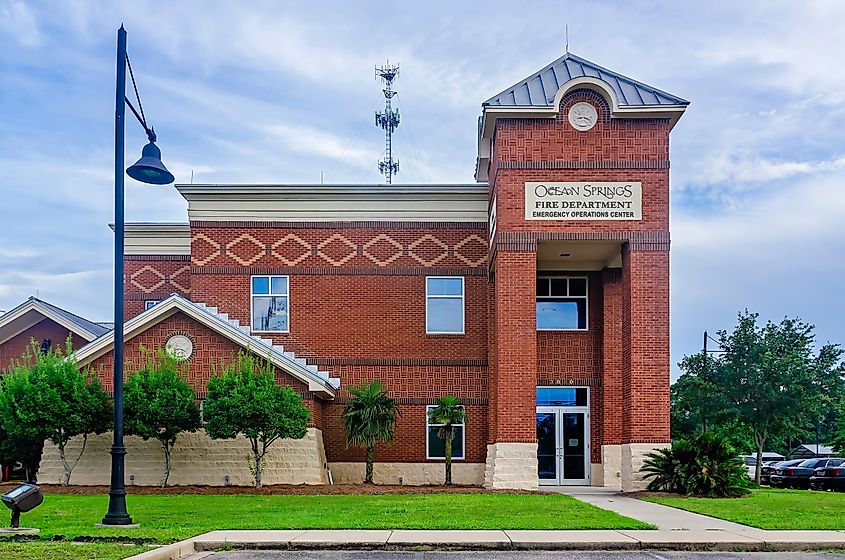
top-left (740, 453), bottom-right (786, 478)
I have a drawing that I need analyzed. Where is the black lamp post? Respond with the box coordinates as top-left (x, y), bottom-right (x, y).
top-left (101, 25), bottom-right (174, 526)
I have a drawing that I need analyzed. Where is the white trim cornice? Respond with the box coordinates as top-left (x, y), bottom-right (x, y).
top-left (175, 184), bottom-right (489, 223)
top-left (111, 223), bottom-right (191, 256)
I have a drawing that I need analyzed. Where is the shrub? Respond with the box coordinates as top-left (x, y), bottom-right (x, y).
top-left (124, 349), bottom-right (202, 487)
top-left (203, 351), bottom-right (310, 488)
top-left (0, 411), bottom-right (43, 483)
top-left (0, 338), bottom-right (111, 485)
top-left (641, 432), bottom-right (751, 497)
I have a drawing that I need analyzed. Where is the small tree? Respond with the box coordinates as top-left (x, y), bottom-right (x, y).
top-left (203, 351), bottom-right (310, 488)
top-left (0, 394), bottom-right (44, 482)
top-left (343, 381), bottom-right (399, 484)
top-left (675, 311), bottom-right (845, 484)
top-left (428, 395), bottom-right (466, 485)
top-left (0, 338), bottom-right (111, 485)
top-left (124, 349), bottom-right (202, 487)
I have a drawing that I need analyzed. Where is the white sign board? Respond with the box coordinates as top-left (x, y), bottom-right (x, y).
top-left (525, 182), bottom-right (642, 221)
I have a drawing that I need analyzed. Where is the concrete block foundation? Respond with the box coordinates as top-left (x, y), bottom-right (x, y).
top-left (37, 428), bottom-right (329, 486)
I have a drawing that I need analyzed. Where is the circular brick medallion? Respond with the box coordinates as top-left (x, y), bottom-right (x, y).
top-left (165, 334), bottom-right (194, 361)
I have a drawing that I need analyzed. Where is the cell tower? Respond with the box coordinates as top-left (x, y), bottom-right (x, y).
top-left (375, 63), bottom-right (400, 184)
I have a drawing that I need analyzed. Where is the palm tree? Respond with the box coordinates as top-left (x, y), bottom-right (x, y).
top-left (343, 381), bottom-right (399, 484)
top-left (428, 395), bottom-right (467, 485)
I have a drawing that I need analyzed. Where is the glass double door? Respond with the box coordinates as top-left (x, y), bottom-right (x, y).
top-left (536, 406), bottom-right (590, 485)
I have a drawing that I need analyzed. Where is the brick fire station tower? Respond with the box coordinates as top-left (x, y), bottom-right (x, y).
top-left (479, 53), bottom-right (688, 490)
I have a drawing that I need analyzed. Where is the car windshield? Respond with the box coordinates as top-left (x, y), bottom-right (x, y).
top-left (798, 459), bottom-right (819, 467)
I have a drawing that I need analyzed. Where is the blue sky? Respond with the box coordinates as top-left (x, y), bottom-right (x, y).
top-left (1, 1), bottom-right (844, 378)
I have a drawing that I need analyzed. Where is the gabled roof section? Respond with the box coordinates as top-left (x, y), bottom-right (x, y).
top-left (476, 52), bottom-right (690, 182)
top-left (484, 52), bottom-right (689, 108)
top-left (792, 444), bottom-right (835, 456)
top-left (72, 294), bottom-right (340, 399)
top-left (0, 297), bottom-right (110, 346)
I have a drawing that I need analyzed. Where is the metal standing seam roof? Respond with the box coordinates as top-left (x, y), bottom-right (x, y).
top-left (0, 296), bottom-right (111, 339)
top-left (33, 298), bottom-right (111, 338)
top-left (483, 52), bottom-right (689, 108)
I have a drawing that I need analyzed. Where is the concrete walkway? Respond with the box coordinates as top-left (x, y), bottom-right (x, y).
top-left (546, 486), bottom-right (755, 531)
top-left (126, 528), bottom-right (845, 560)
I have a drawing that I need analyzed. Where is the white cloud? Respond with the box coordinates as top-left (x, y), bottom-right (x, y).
top-left (670, 166), bottom-right (845, 377)
top-left (2, 0), bottom-right (845, 370)
top-left (264, 123), bottom-right (380, 170)
top-left (0, 1), bottom-right (40, 46)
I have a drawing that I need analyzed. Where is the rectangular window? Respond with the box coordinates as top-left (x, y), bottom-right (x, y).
top-left (426, 404), bottom-right (465, 460)
top-left (144, 300), bottom-right (159, 311)
top-left (426, 277), bottom-right (464, 334)
top-left (536, 387), bottom-right (589, 407)
top-left (251, 275), bottom-right (289, 332)
top-left (536, 276), bottom-right (588, 331)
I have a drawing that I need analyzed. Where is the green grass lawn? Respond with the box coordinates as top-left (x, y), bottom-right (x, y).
top-left (644, 488), bottom-right (845, 530)
top-left (0, 492), bottom-right (650, 546)
top-left (0, 541), bottom-right (149, 560)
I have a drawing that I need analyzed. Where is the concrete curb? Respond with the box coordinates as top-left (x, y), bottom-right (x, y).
top-left (121, 529), bottom-right (845, 558)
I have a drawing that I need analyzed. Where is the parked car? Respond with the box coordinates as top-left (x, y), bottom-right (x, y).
top-left (761, 459), bottom-right (802, 485)
top-left (770, 458), bottom-right (844, 489)
top-left (739, 453), bottom-right (786, 478)
top-left (810, 460), bottom-right (845, 491)
top-left (0, 461), bottom-right (28, 482)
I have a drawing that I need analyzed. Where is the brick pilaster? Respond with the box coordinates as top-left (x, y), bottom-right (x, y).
top-left (621, 245), bottom-right (670, 443)
top-left (602, 268), bottom-right (624, 446)
top-left (490, 249), bottom-right (537, 443)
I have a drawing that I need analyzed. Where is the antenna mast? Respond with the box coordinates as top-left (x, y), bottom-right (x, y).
top-left (375, 63), bottom-right (400, 184)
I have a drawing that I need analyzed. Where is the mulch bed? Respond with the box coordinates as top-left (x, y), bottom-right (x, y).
top-left (31, 483), bottom-right (537, 495)
top-left (625, 490), bottom-right (751, 499)
top-left (623, 490), bottom-right (687, 499)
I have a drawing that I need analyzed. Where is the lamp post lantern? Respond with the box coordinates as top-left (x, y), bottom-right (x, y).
top-left (101, 25), bottom-right (173, 527)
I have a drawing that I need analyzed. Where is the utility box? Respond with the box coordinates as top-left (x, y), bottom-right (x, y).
top-left (2, 484), bottom-right (43, 528)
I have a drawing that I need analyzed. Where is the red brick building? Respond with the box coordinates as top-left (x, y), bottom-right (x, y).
top-left (0, 297), bottom-right (110, 372)
top-left (47, 52), bottom-right (687, 490)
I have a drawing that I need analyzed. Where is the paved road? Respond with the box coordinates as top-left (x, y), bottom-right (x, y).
top-left (205, 552), bottom-right (845, 560)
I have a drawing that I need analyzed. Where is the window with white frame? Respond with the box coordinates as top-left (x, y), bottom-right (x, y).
top-left (425, 277), bottom-right (464, 334)
top-left (536, 276), bottom-right (588, 331)
top-left (251, 275), bottom-right (289, 332)
top-left (426, 404), bottom-right (465, 460)
top-left (144, 300), bottom-right (159, 311)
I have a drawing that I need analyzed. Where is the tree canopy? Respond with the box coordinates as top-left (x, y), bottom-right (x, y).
top-left (124, 348), bottom-right (202, 487)
top-left (203, 351), bottom-right (310, 487)
top-left (0, 338), bottom-right (111, 484)
top-left (673, 311), bottom-right (845, 483)
top-left (343, 381), bottom-right (399, 484)
top-left (427, 395), bottom-right (466, 485)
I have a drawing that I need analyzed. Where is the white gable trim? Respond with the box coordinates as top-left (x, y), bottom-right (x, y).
top-left (73, 294), bottom-right (338, 399)
top-left (0, 299), bottom-right (103, 346)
